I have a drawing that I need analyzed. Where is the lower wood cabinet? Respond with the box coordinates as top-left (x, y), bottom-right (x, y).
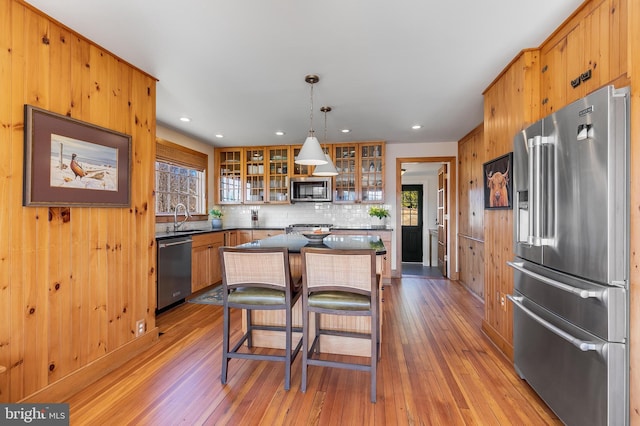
top-left (237, 229), bottom-right (284, 245)
top-left (458, 236), bottom-right (484, 298)
top-left (191, 232), bottom-right (225, 293)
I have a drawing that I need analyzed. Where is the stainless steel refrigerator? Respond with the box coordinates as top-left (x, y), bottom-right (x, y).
top-left (508, 85), bottom-right (629, 425)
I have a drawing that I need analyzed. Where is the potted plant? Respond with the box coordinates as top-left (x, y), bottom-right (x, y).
top-left (209, 208), bottom-right (223, 229)
top-left (368, 205), bottom-right (390, 227)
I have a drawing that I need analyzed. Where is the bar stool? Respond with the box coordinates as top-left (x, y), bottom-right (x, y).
top-left (300, 247), bottom-right (380, 403)
top-left (219, 247), bottom-right (302, 390)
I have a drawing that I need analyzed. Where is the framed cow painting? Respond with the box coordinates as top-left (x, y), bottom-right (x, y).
top-left (483, 152), bottom-right (512, 210)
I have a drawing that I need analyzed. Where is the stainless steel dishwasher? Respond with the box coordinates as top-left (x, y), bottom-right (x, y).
top-left (157, 236), bottom-right (192, 311)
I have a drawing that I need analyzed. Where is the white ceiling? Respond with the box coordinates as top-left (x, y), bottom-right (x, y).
top-left (26, 0), bottom-right (583, 148)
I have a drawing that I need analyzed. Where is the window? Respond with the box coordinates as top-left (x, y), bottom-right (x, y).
top-left (402, 189), bottom-right (419, 226)
top-left (155, 161), bottom-right (206, 214)
top-left (155, 138), bottom-right (208, 216)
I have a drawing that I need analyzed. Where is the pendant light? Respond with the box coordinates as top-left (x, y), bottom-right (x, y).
top-left (313, 106), bottom-right (339, 176)
top-left (295, 74), bottom-right (328, 166)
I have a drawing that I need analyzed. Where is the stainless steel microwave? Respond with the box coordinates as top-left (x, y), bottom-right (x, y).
top-left (290, 177), bottom-right (332, 202)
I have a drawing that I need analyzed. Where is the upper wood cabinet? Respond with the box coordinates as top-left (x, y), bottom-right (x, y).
top-left (540, 0), bottom-right (628, 114)
top-left (216, 142), bottom-right (385, 205)
top-left (216, 148), bottom-right (243, 204)
top-left (244, 147), bottom-right (266, 204)
top-left (333, 141), bottom-right (385, 204)
top-left (216, 146), bottom-right (291, 205)
top-left (266, 146), bottom-right (291, 204)
top-left (290, 145), bottom-right (311, 177)
top-left (457, 125), bottom-right (484, 240)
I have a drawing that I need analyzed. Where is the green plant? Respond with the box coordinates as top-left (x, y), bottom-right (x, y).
top-left (368, 206), bottom-right (390, 219)
top-left (209, 208), bottom-right (223, 219)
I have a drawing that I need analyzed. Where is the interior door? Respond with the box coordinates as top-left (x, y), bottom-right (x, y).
top-left (401, 185), bottom-right (423, 262)
top-left (437, 165), bottom-right (448, 276)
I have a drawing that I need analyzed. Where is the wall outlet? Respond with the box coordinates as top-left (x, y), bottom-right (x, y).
top-left (499, 293), bottom-right (507, 311)
top-left (136, 319), bottom-right (146, 337)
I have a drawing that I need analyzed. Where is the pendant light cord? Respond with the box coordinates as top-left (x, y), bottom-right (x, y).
top-left (309, 82), bottom-right (315, 136)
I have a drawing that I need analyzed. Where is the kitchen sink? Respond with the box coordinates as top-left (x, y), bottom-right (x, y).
top-left (174, 229), bottom-right (210, 233)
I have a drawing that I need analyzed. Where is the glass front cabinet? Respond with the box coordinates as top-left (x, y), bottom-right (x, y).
top-left (216, 149), bottom-right (243, 204)
top-left (267, 146), bottom-right (290, 203)
top-left (216, 142), bottom-right (384, 205)
top-left (244, 148), bottom-right (266, 204)
top-left (333, 141), bottom-right (384, 203)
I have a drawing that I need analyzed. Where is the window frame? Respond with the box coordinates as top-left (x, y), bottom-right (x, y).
top-left (155, 138), bottom-right (209, 222)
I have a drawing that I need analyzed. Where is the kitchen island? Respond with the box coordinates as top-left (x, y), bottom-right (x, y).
top-left (235, 233), bottom-right (385, 356)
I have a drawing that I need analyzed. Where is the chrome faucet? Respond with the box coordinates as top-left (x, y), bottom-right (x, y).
top-left (173, 203), bottom-right (190, 231)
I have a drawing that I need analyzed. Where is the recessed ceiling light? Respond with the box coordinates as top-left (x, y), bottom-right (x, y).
top-left (179, 116), bottom-right (191, 122)
top-left (275, 131), bottom-right (285, 136)
top-left (341, 129), bottom-right (351, 133)
top-left (412, 125), bottom-right (422, 130)
top-left (215, 134), bottom-right (224, 138)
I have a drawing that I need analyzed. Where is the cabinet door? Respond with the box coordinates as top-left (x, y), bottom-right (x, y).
top-left (582, 0), bottom-right (611, 95)
top-left (457, 139), bottom-right (472, 237)
top-left (225, 231), bottom-right (237, 246)
top-left (251, 229), bottom-right (284, 240)
top-left (266, 146), bottom-right (290, 203)
top-left (237, 230), bottom-right (253, 244)
top-left (541, 37), bottom-right (567, 116)
top-left (359, 143), bottom-right (384, 203)
top-left (245, 148), bottom-right (266, 203)
top-left (333, 144), bottom-right (358, 202)
top-left (291, 145), bottom-right (311, 177)
top-left (192, 244), bottom-right (211, 293)
top-left (209, 238), bottom-right (224, 285)
top-left (217, 149), bottom-right (243, 204)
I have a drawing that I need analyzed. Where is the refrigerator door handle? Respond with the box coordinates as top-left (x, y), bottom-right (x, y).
top-left (527, 137), bottom-right (539, 245)
top-left (507, 261), bottom-right (604, 300)
top-left (508, 295), bottom-right (605, 354)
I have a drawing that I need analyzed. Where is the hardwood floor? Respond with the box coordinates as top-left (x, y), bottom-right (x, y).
top-left (66, 276), bottom-right (560, 425)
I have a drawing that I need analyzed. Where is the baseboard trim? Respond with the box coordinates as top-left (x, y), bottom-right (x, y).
top-left (20, 328), bottom-right (159, 403)
top-left (481, 320), bottom-right (513, 361)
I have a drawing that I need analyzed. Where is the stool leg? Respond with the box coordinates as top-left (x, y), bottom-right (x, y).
top-left (301, 298), bottom-right (308, 392)
top-left (370, 311), bottom-right (378, 403)
top-left (284, 305), bottom-right (292, 390)
top-left (246, 309), bottom-right (252, 348)
top-left (221, 304), bottom-right (230, 385)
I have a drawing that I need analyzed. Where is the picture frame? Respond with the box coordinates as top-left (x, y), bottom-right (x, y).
top-left (23, 105), bottom-right (131, 207)
top-left (483, 152), bottom-right (512, 210)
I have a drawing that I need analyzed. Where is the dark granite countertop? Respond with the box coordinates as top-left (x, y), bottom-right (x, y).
top-left (155, 225), bottom-right (392, 241)
top-left (237, 233), bottom-right (386, 254)
top-left (155, 226), bottom-right (285, 240)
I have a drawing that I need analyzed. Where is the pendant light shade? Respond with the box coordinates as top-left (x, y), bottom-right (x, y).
top-left (313, 106), bottom-right (339, 176)
top-left (296, 134), bottom-right (328, 166)
top-left (312, 154), bottom-right (339, 176)
top-left (295, 75), bottom-right (328, 166)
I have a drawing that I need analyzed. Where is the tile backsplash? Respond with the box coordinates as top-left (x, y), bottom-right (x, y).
top-left (155, 203), bottom-right (392, 233)
top-left (218, 203), bottom-right (391, 228)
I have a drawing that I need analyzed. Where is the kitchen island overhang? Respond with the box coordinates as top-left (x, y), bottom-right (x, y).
top-left (232, 233), bottom-right (385, 357)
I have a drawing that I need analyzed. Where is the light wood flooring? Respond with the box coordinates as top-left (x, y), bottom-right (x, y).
top-left (66, 275), bottom-right (560, 425)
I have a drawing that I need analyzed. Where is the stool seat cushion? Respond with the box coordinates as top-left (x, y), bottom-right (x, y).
top-left (308, 291), bottom-right (371, 311)
top-left (228, 287), bottom-right (289, 305)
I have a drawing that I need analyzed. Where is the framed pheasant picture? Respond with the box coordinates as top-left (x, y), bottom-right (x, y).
top-left (23, 105), bottom-right (131, 207)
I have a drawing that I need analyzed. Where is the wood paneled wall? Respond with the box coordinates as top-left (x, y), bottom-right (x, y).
top-left (481, 50), bottom-right (540, 358)
top-left (0, 0), bottom-right (157, 402)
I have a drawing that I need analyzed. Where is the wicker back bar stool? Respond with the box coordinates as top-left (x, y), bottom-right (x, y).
top-left (300, 247), bottom-right (380, 402)
top-left (219, 247), bottom-right (302, 390)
